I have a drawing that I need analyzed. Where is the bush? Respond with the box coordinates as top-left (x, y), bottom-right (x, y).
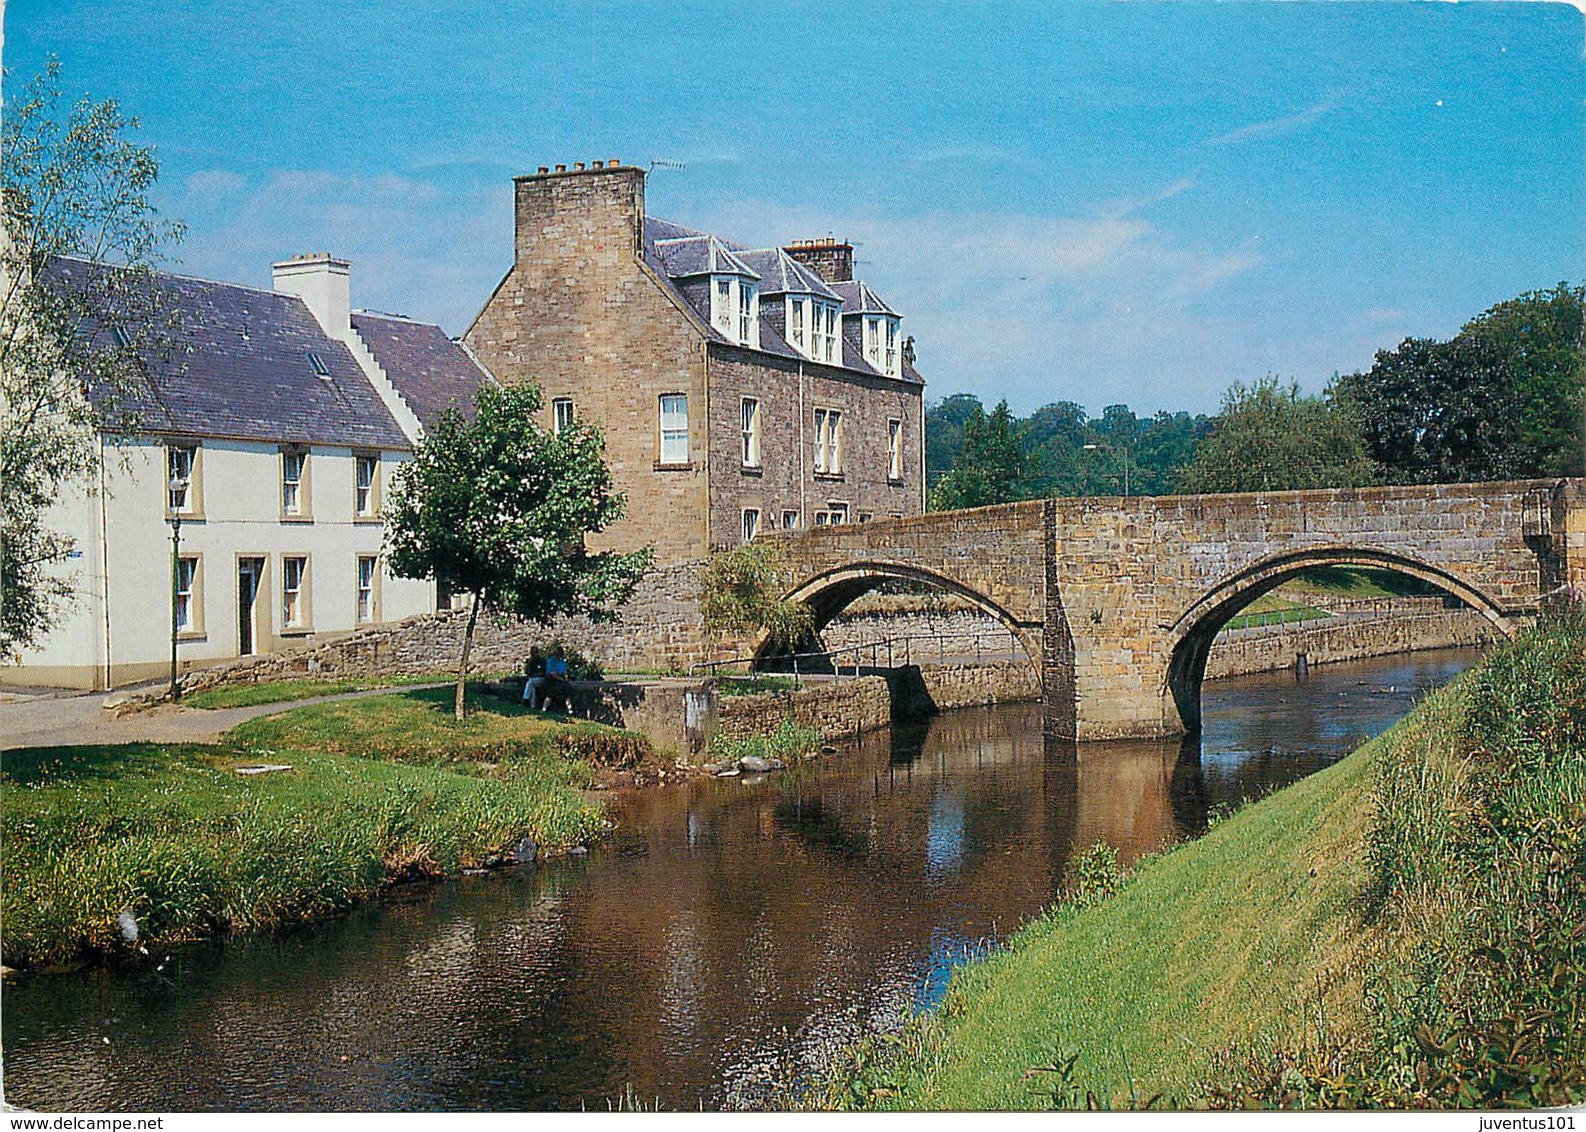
top-left (708, 720), bottom-right (822, 765)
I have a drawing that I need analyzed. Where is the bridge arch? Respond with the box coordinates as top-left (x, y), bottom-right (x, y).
top-left (1162, 544), bottom-right (1518, 733)
top-left (755, 561), bottom-right (1045, 673)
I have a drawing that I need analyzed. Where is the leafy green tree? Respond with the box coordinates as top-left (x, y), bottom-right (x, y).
top-left (385, 384), bottom-right (651, 721)
top-left (928, 399), bottom-right (1028, 509)
top-left (923, 392), bottom-right (984, 490)
top-left (1, 59), bottom-right (184, 655)
top-left (1181, 377), bottom-right (1377, 493)
top-left (697, 542), bottom-right (814, 652)
top-left (1337, 285), bottom-right (1584, 483)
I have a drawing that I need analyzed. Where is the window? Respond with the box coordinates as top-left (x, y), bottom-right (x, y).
top-left (857, 511), bottom-right (874, 523)
top-left (814, 408), bottom-right (842, 475)
top-left (175, 556), bottom-right (198, 633)
top-left (888, 418), bottom-right (904, 481)
top-left (885, 320), bottom-right (899, 375)
top-left (742, 508), bottom-right (760, 543)
top-left (355, 454), bottom-right (378, 517)
top-left (715, 279), bottom-right (733, 333)
top-left (111, 325), bottom-right (132, 350)
top-left (741, 398), bottom-right (760, 467)
top-left (357, 556), bottom-right (377, 623)
top-left (281, 450), bottom-right (306, 516)
top-left (738, 281), bottom-right (755, 343)
top-left (820, 304), bottom-right (838, 363)
top-left (782, 509), bottom-right (800, 531)
top-left (659, 394), bottom-right (689, 465)
top-left (282, 556), bottom-right (307, 629)
top-left (306, 351), bottom-right (331, 378)
top-left (865, 317), bottom-right (878, 360)
top-left (552, 398), bottom-right (574, 434)
top-left (789, 299), bottom-right (805, 350)
top-left (815, 503), bottom-right (849, 526)
top-left (167, 444), bottom-right (196, 513)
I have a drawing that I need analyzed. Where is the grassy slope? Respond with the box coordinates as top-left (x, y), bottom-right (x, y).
top-left (876, 712), bottom-right (1400, 1109)
top-left (184, 675), bottom-right (444, 710)
top-left (1, 688), bottom-right (615, 968)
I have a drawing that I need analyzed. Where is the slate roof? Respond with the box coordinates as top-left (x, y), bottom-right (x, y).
top-left (734, 249), bottom-right (842, 300)
top-left (640, 216), bottom-right (921, 385)
top-left (351, 311), bottom-right (493, 429)
top-left (48, 257), bottom-right (413, 450)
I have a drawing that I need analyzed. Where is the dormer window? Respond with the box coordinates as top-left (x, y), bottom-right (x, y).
top-left (789, 298), bottom-right (806, 352)
top-left (738, 281), bottom-right (758, 347)
top-left (864, 315), bottom-right (901, 377)
top-left (816, 302), bottom-right (838, 364)
top-left (789, 298), bottom-right (838, 364)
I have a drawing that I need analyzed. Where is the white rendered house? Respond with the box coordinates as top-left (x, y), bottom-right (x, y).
top-left (6, 254), bottom-right (491, 690)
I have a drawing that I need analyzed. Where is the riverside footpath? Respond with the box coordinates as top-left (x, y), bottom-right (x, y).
top-left (0, 684), bottom-right (447, 751)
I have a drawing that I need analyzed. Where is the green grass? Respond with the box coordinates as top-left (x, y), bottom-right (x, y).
top-left (184, 674), bottom-right (444, 710)
top-left (1280, 566), bottom-right (1442, 601)
top-left (0, 686), bottom-right (638, 969)
top-left (815, 608), bottom-right (1586, 1111)
top-left (1220, 599), bottom-right (1331, 631)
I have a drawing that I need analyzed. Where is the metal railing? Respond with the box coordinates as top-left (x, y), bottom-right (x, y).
top-left (689, 627), bottom-right (1027, 687)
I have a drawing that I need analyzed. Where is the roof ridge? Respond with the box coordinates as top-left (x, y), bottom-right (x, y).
top-left (53, 253), bottom-right (293, 300)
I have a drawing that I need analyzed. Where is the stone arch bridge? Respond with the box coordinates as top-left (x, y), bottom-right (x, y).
top-left (761, 479), bottom-right (1586, 740)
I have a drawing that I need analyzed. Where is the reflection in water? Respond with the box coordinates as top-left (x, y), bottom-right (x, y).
top-left (0, 649), bottom-right (1478, 1112)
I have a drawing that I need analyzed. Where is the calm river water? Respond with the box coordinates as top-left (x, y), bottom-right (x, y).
top-left (1, 648), bottom-right (1479, 1111)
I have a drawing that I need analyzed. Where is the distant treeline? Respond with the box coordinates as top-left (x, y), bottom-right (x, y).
top-left (927, 283), bottom-right (1585, 509)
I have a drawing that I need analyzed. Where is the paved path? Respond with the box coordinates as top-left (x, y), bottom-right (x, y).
top-left (1, 684), bottom-right (448, 752)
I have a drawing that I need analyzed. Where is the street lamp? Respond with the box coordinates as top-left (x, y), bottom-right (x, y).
top-left (1083, 442), bottom-right (1130, 497)
top-left (167, 474), bottom-right (184, 702)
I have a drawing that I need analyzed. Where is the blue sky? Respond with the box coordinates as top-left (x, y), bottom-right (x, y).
top-left (6, 1), bottom-right (1583, 415)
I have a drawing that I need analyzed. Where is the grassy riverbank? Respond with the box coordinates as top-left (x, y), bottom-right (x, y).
top-left (1, 687), bottom-right (625, 970)
top-left (814, 610), bottom-right (1586, 1111)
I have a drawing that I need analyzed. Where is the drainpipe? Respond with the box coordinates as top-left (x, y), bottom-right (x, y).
top-left (98, 433), bottom-right (112, 689)
top-left (701, 340), bottom-right (711, 554)
top-left (918, 392), bottom-right (926, 512)
top-left (798, 362), bottom-right (807, 521)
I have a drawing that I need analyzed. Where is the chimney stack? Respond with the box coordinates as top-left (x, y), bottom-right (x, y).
top-left (512, 161), bottom-right (646, 261)
top-left (272, 252), bottom-right (351, 336)
top-left (783, 237), bottom-right (854, 283)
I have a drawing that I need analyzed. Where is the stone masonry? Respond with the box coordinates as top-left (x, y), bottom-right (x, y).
top-left (767, 479), bottom-right (1586, 740)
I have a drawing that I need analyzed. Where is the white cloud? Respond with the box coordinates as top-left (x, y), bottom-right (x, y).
top-left (1205, 96), bottom-right (1340, 146)
top-left (166, 168), bottom-right (513, 333)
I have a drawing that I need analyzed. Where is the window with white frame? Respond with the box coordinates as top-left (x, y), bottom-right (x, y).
top-left (357, 555), bottom-right (377, 623)
top-left (814, 408), bottom-right (842, 475)
top-left (885, 319), bottom-right (899, 375)
top-left (738, 281), bottom-right (758, 347)
top-left (175, 556), bottom-right (198, 632)
top-left (742, 508), bottom-right (760, 543)
top-left (715, 279), bottom-right (734, 333)
top-left (814, 503), bottom-right (849, 526)
top-left (888, 418), bottom-right (904, 481)
top-left (282, 556), bottom-right (307, 628)
top-left (355, 454), bottom-right (378, 516)
top-left (659, 394), bottom-right (689, 465)
top-left (818, 303), bottom-right (838, 363)
top-left (864, 317), bottom-right (878, 363)
top-left (789, 298), bottom-right (806, 352)
top-left (167, 444), bottom-right (196, 513)
top-left (741, 398), bottom-right (760, 467)
top-left (782, 509), bottom-right (800, 531)
top-left (281, 450), bottom-right (307, 516)
top-left (552, 398), bottom-right (574, 434)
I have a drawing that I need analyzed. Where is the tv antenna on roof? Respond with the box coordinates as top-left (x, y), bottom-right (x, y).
top-left (650, 159), bottom-right (686, 171)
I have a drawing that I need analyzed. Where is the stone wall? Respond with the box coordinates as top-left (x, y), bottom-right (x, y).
top-left (714, 676), bottom-right (892, 743)
top-left (1203, 609), bottom-right (1496, 680)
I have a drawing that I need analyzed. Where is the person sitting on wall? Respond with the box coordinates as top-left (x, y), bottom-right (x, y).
top-left (543, 645), bottom-right (571, 713)
top-left (522, 646), bottom-right (547, 710)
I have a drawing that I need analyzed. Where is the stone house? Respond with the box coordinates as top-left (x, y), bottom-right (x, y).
top-left (7, 253), bottom-right (490, 690)
top-left (465, 160), bottom-right (927, 564)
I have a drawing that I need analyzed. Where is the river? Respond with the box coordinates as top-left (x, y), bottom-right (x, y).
top-left (0, 647), bottom-right (1479, 1112)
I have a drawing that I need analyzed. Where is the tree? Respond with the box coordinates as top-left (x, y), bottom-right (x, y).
top-left (1336, 285), bottom-right (1585, 484)
top-left (1180, 377), bottom-right (1377, 494)
top-left (384, 384), bottom-right (651, 721)
top-left (697, 541), bottom-right (815, 652)
top-left (923, 392), bottom-right (984, 490)
top-left (928, 399), bottom-right (1028, 509)
top-left (1, 59), bottom-right (184, 655)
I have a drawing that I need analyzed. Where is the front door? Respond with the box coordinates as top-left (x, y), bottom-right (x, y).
top-left (238, 558), bottom-right (263, 655)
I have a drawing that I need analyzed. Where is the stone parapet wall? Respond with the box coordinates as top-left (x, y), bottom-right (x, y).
top-left (916, 661), bottom-right (1041, 708)
top-left (1204, 609), bottom-right (1496, 680)
top-left (169, 563), bottom-right (720, 700)
top-left (714, 677), bottom-right (892, 743)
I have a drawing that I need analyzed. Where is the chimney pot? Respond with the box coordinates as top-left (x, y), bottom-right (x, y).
top-left (610, 158), bottom-right (620, 168)
top-left (556, 164), bottom-right (567, 172)
top-left (592, 160), bottom-right (604, 169)
top-left (538, 166), bottom-right (549, 174)
top-left (574, 162), bottom-right (585, 171)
